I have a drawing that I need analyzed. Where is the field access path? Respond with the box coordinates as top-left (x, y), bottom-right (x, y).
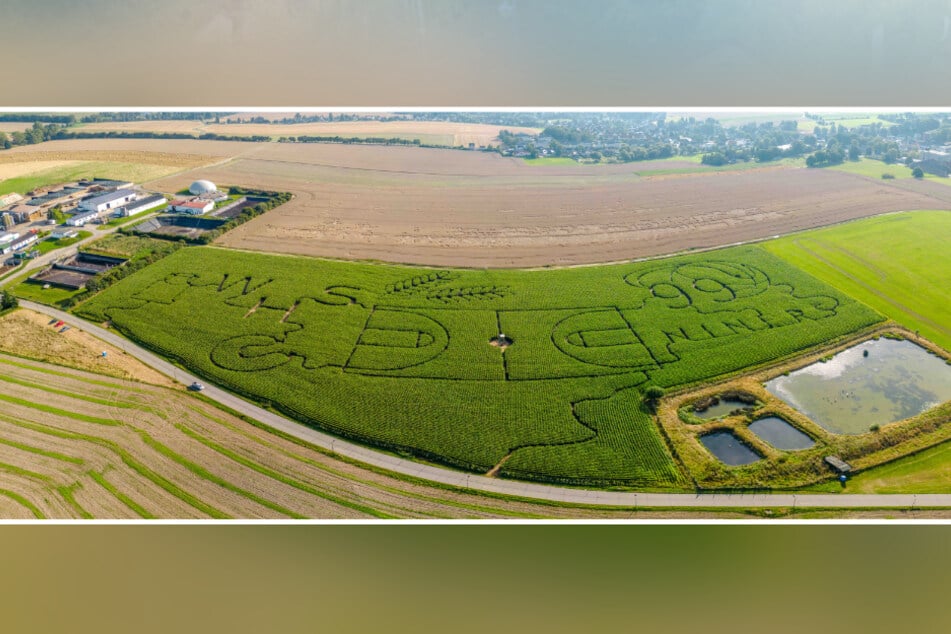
top-left (20, 300), bottom-right (951, 511)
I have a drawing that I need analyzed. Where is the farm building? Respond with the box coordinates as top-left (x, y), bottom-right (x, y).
top-left (169, 199), bottom-right (214, 215)
top-left (2, 213), bottom-right (13, 230)
top-left (66, 210), bottom-right (99, 226)
top-left (0, 232), bottom-right (19, 254)
top-left (11, 233), bottom-right (38, 251)
top-left (78, 189), bottom-right (137, 213)
top-left (51, 228), bottom-right (78, 239)
top-left (79, 178), bottom-right (134, 192)
top-left (119, 194), bottom-right (166, 217)
top-left (6, 204), bottom-right (45, 223)
top-left (189, 180), bottom-right (217, 195)
top-left (28, 186), bottom-right (87, 208)
top-left (0, 192), bottom-right (23, 209)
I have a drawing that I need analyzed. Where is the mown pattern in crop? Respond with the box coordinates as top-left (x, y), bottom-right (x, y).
top-left (78, 246), bottom-right (883, 486)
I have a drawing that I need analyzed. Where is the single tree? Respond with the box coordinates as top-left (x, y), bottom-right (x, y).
top-left (912, 167), bottom-right (924, 179)
top-left (643, 385), bottom-right (665, 412)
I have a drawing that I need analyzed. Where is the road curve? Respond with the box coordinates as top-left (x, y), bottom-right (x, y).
top-left (17, 300), bottom-right (951, 510)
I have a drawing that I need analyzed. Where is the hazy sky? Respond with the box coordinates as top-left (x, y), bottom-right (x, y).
top-left (3, 1), bottom-right (951, 105)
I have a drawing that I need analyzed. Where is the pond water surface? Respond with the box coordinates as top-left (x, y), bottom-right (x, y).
top-left (694, 398), bottom-right (752, 420)
top-left (765, 339), bottom-right (951, 435)
top-left (699, 431), bottom-right (762, 466)
top-left (748, 417), bottom-right (815, 451)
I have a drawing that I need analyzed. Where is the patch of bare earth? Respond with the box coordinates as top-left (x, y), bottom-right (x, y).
top-left (0, 309), bottom-right (176, 387)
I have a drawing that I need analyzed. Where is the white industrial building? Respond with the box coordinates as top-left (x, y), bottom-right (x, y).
top-left (119, 194), bottom-right (166, 217)
top-left (170, 199), bottom-right (214, 214)
top-left (67, 210), bottom-right (99, 226)
top-left (79, 189), bottom-right (137, 214)
top-left (0, 232), bottom-right (19, 254)
top-left (11, 233), bottom-right (37, 251)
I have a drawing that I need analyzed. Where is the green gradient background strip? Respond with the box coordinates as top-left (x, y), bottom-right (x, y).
top-left (0, 526), bottom-right (949, 633)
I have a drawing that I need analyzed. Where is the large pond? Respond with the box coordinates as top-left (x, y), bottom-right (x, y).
top-left (748, 417), bottom-right (815, 451)
top-left (765, 338), bottom-right (951, 435)
top-left (699, 431), bottom-right (762, 466)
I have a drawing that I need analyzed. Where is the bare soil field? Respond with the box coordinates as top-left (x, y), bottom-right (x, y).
top-left (12, 138), bottom-right (950, 267)
top-left (147, 147), bottom-right (950, 267)
top-left (77, 120), bottom-right (543, 146)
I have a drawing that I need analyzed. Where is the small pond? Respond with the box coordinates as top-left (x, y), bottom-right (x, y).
top-left (748, 417), bottom-right (815, 451)
top-left (765, 338), bottom-right (951, 435)
top-left (699, 431), bottom-right (762, 466)
top-left (694, 398), bottom-right (752, 420)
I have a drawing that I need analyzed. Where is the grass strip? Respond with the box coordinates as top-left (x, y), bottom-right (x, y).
top-left (0, 392), bottom-right (121, 426)
top-left (0, 373), bottom-right (139, 409)
top-left (0, 354), bottom-right (141, 390)
top-left (89, 469), bottom-right (154, 519)
top-left (57, 483), bottom-right (93, 519)
top-left (0, 435), bottom-right (84, 465)
top-left (0, 417), bottom-right (229, 519)
top-left (176, 422), bottom-right (391, 519)
top-left (0, 489), bottom-right (44, 519)
top-left (133, 429), bottom-right (305, 519)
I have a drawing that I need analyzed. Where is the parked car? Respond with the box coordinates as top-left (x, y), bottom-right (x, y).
top-left (188, 382), bottom-right (205, 392)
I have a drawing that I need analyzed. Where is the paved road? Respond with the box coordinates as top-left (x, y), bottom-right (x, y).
top-left (17, 300), bottom-right (951, 510)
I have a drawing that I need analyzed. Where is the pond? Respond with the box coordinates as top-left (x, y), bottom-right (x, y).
top-left (765, 338), bottom-right (951, 435)
top-left (699, 430), bottom-right (762, 466)
top-left (748, 417), bottom-right (815, 451)
top-left (693, 398), bottom-right (753, 420)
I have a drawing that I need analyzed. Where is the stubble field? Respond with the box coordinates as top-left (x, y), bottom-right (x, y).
top-left (74, 119), bottom-right (543, 146)
top-left (14, 138), bottom-right (947, 268)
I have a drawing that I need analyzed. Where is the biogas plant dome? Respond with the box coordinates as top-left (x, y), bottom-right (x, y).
top-left (189, 180), bottom-right (217, 195)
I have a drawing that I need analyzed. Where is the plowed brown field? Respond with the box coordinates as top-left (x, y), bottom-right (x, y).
top-left (13, 138), bottom-right (950, 267)
top-left (175, 147), bottom-right (950, 267)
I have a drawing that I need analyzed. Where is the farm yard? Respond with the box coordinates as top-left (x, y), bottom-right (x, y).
top-left (77, 244), bottom-right (885, 488)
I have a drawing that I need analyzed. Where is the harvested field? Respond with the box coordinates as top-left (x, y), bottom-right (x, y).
top-left (2, 138), bottom-right (257, 161)
top-left (163, 150), bottom-right (951, 267)
top-left (0, 309), bottom-right (175, 386)
top-left (0, 160), bottom-right (82, 180)
top-left (77, 120), bottom-right (543, 146)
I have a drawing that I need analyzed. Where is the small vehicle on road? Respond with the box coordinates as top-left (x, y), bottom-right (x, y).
top-left (187, 382), bottom-right (205, 392)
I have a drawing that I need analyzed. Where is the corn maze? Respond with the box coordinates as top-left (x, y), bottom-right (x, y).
top-left (77, 246), bottom-right (883, 486)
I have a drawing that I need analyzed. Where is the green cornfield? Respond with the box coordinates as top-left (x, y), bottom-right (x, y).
top-left (77, 245), bottom-right (883, 487)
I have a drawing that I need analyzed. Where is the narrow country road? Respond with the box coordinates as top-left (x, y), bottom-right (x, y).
top-left (16, 299), bottom-right (951, 510)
